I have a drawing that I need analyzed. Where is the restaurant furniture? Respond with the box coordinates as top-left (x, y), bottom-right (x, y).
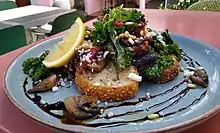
top-left (0, 25), bottom-right (26, 55)
top-left (0, 1), bottom-right (17, 11)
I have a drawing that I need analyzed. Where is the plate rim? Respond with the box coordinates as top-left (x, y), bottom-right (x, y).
top-left (3, 33), bottom-right (220, 133)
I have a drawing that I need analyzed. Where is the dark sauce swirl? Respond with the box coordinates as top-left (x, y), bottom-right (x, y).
top-left (23, 51), bottom-right (208, 128)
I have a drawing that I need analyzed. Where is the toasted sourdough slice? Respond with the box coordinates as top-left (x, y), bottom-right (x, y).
top-left (151, 57), bottom-right (180, 83)
top-left (75, 63), bottom-right (139, 102)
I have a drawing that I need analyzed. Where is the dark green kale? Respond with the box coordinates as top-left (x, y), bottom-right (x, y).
top-left (161, 30), bottom-right (182, 60)
top-left (166, 43), bottom-right (182, 60)
top-left (109, 28), bottom-right (132, 70)
top-left (22, 51), bottom-right (50, 82)
top-left (108, 5), bottom-right (144, 23)
top-left (90, 21), bottom-right (108, 44)
top-left (141, 55), bottom-right (174, 79)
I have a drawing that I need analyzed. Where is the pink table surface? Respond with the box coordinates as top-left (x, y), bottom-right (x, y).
top-left (1, 9), bottom-right (220, 133)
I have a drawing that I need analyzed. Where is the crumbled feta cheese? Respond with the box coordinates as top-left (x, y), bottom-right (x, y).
top-left (60, 80), bottom-right (66, 87)
top-left (198, 67), bottom-right (204, 70)
top-left (107, 112), bottom-right (114, 117)
top-left (103, 51), bottom-right (109, 58)
top-left (96, 100), bottom-right (101, 104)
top-left (186, 66), bottom-right (196, 71)
top-left (85, 54), bottom-right (91, 63)
top-left (128, 73), bottom-right (142, 82)
top-left (87, 52), bottom-right (92, 57)
top-left (146, 92), bottom-right (151, 99)
top-left (184, 70), bottom-right (194, 77)
top-left (93, 82), bottom-right (100, 86)
top-left (52, 86), bottom-right (59, 92)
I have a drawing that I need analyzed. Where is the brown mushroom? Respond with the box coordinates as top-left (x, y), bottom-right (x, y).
top-left (27, 74), bottom-right (57, 94)
top-left (190, 69), bottom-right (209, 88)
top-left (63, 96), bottom-right (100, 120)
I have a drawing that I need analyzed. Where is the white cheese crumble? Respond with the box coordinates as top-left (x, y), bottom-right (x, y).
top-left (107, 112), bottom-right (114, 117)
top-left (103, 51), bottom-right (109, 58)
top-left (198, 67), bottom-right (204, 70)
top-left (184, 70), bottom-right (194, 77)
top-left (52, 86), bottom-right (59, 92)
top-left (96, 100), bottom-right (101, 104)
top-left (93, 82), bottom-right (101, 86)
top-left (186, 66), bottom-right (196, 71)
top-left (128, 73), bottom-right (142, 82)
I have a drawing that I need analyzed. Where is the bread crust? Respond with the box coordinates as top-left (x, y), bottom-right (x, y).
top-left (75, 66), bottom-right (139, 102)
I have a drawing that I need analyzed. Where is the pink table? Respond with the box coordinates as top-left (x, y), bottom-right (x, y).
top-left (1, 9), bottom-right (220, 133)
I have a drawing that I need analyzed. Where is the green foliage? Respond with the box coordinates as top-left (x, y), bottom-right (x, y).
top-left (159, 0), bottom-right (199, 10)
top-left (141, 55), bottom-right (174, 79)
top-left (141, 30), bottom-right (182, 79)
top-left (107, 5), bottom-right (144, 23)
top-left (22, 51), bottom-right (50, 82)
top-left (91, 21), bottom-right (108, 44)
top-left (109, 29), bottom-right (132, 70)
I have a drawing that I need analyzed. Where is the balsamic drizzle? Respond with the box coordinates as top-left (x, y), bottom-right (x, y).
top-left (103, 80), bottom-right (185, 110)
top-left (22, 51), bottom-right (208, 128)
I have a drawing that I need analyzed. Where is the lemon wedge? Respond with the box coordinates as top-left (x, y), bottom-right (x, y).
top-left (43, 17), bottom-right (85, 68)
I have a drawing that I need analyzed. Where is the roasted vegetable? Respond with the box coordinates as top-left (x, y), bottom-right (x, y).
top-left (27, 74), bottom-right (57, 94)
top-left (190, 69), bottom-right (208, 88)
top-left (64, 96), bottom-right (100, 120)
top-left (133, 52), bottom-right (157, 69)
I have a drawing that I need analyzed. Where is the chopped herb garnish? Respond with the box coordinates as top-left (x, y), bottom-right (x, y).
top-left (141, 55), bottom-right (174, 79)
top-left (22, 51), bottom-right (50, 82)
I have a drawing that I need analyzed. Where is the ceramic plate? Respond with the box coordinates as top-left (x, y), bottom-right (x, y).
top-left (4, 34), bottom-right (220, 133)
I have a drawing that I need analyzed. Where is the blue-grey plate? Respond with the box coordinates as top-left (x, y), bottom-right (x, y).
top-left (4, 34), bottom-right (220, 133)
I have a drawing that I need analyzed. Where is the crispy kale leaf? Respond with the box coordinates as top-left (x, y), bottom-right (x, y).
top-left (141, 55), bottom-right (174, 79)
top-left (109, 28), bottom-right (132, 70)
top-left (161, 30), bottom-right (182, 60)
top-left (91, 21), bottom-right (108, 44)
top-left (107, 5), bottom-right (144, 23)
top-left (22, 51), bottom-right (50, 82)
